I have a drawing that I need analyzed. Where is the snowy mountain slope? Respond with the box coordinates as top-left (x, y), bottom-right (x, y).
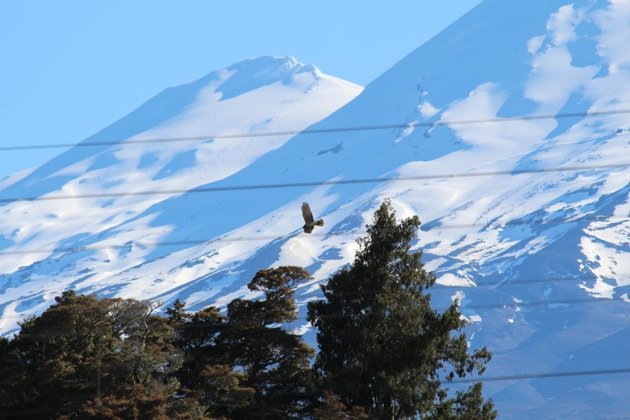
top-left (0, 56), bottom-right (362, 331)
top-left (1, 0), bottom-right (630, 416)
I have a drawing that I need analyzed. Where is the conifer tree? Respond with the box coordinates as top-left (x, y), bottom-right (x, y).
top-left (171, 266), bottom-right (317, 419)
top-left (308, 201), bottom-right (496, 419)
top-left (224, 266), bottom-right (317, 418)
top-left (170, 302), bottom-right (250, 417)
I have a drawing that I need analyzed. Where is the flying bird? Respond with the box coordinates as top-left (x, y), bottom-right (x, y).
top-left (301, 202), bottom-right (324, 234)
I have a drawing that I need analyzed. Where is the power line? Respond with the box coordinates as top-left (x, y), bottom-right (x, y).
top-left (308, 291), bottom-right (628, 312)
top-left (314, 274), bottom-right (621, 292)
top-left (2, 368), bottom-right (629, 418)
top-left (420, 213), bottom-right (627, 231)
top-left (0, 236), bottom-right (284, 256)
top-left (0, 215), bottom-right (630, 258)
top-left (1, 294), bottom-right (626, 324)
top-left (457, 296), bottom-right (629, 311)
top-left (440, 274), bottom-right (606, 288)
top-left (1, 161), bottom-right (628, 204)
top-left (453, 367), bottom-right (630, 384)
top-left (2, 276), bottom-right (624, 324)
top-left (0, 212), bottom-right (626, 257)
top-left (2, 108), bottom-right (629, 153)
top-left (1, 305), bottom-right (629, 389)
top-left (3, 299), bottom-right (626, 332)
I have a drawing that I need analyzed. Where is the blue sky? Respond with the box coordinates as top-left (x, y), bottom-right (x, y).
top-left (0, 0), bottom-right (480, 179)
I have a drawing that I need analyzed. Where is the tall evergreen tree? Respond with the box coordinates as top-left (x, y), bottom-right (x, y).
top-left (308, 201), bottom-right (496, 419)
top-left (223, 267), bottom-right (317, 418)
top-left (171, 266), bottom-right (317, 419)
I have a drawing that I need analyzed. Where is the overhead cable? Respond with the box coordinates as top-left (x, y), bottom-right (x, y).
top-left (2, 108), bottom-right (629, 152)
top-left (0, 213), bottom-right (626, 257)
top-left (1, 161), bottom-right (628, 204)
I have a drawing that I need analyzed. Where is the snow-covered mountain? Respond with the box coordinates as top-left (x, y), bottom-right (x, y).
top-left (2, 0), bottom-right (630, 416)
top-left (0, 55), bottom-right (362, 328)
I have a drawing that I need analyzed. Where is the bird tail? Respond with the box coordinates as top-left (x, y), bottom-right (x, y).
top-left (315, 219), bottom-right (324, 226)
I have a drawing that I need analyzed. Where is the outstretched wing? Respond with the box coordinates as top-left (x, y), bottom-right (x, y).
top-left (301, 202), bottom-right (314, 224)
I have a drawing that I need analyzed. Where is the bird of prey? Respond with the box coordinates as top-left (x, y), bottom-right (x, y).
top-left (301, 202), bottom-right (324, 233)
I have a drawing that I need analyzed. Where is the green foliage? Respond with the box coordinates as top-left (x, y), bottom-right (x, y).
top-left (0, 291), bottom-right (181, 418)
top-left (308, 201), bottom-right (496, 419)
top-left (173, 266), bottom-right (317, 419)
top-left (314, 391), bottom-right (369, 419)
top-left (0, 204), bottom-right (498, 419)
top-left (224, 267), bottom-right (317, 418)
top-left (0, 267), bottom-right (318, 418)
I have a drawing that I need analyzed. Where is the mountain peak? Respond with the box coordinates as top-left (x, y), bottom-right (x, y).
top-left (229, 55), bottom-right (319, 75)
top-left (215, 55), bottom-right (321, 100)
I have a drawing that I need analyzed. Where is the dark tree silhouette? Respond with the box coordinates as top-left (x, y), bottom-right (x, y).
top-left (0, 208), bottom-right (498, 419)
top-left (171, 266), bottom-right (317, 419)
top-left (308, 201), bottom-right (496, 419)
top-left (0, 291), bottom-right (181, 419)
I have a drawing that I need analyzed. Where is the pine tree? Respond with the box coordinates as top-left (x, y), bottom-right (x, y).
top-left (308, 201), bottom-right (496, 419)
